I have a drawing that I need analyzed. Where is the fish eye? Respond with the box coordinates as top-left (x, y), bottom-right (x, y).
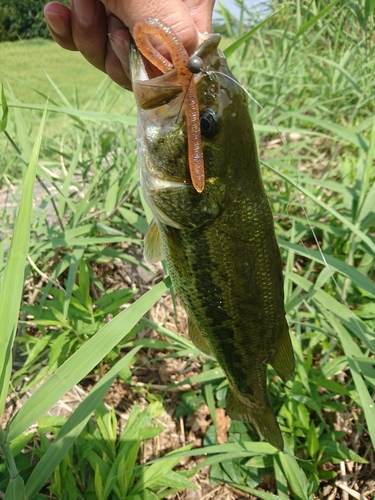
top-left (200, 109), bottom-right (219, 138)
top-left (188, 55), bottom-right (204, 74)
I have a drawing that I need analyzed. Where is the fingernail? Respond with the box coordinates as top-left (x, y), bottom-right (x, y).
top-left (72, 0), bottom-right (97, 27)
top-left (108, 33), bottom-right (130, 67)
top-left (44, 9), bottom-right (67, 37)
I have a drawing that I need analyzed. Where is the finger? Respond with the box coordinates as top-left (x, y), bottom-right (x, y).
top-left (184, 0), bottom-right (216, 33)
top-left (106, 15), bottom-right (132, 89)
top-left (102, 0), bottom-right (200, 55)
top-left (70, 0), bottom-right (108, 72)
top-left (45, 1), bottom-right (131, 87)
top-left (44, 2), bottom-right (76, 51)
top-left (106, 42), bottom-right (132, 90)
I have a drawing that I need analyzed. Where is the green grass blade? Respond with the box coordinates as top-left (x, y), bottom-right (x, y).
top-left (24, 346), bottom-right (141, 499)
top-left (266, 163), bottom-right (375, 254)
top-left (226, 483), bottom-right (281, 500)
top-left (63, 246), bottom-right (85, 318)
top-left (170, 367), bottom-right (224, 388)
top-left (217, 0), bottom-right (235, 38)
top-left (308, 54), bottom-right (362, 94)
top-left (273, 454), bottom-right (290, 500)
top-left (40, 68), bottom-right (73, 109)
top-left (57, 138), bottom-right (84, 218)
top-left (296, 0), bottom-right (342, 38)
top-left (105, 168), bottom-right (120, 216)
top-left (4, 475), bottom-right (25, 500)
top-left (140, 318), bottom-right (194, 349)
top-left (331, 320), bottom-right (375, 450)
top-left (358, 116), bottom-right (375, 216)
top-left (277, 452), bottom-right (311, 500)
top-left (203, 381), bottom-right (217, 427)
top-left (155, 441), bottom-right (278, 464)
top-left (5, 87), bottom-right (32, 161)
top-left (8, 102), bottom-right (137, 126)
top-left (1, 85), bottom-right (8, 131)
top-left (7, 278), bottom-right (169, 441)
top-left (275, 115), bottom-right (368, 150)
top-left (0, 104), bottom-right (47, 416)
top-left (289, 273), bottom-right (375, 353)
top-left (278, 239), bottom-right (375, 298)
top-left (125, 441), bottom-right (277, 483)
top-left (365, 0), bottom-right (375, 17)
top-left (224, 8), bottom-right (284, 58)
top-left (130, 445), bottom-right (193, 495)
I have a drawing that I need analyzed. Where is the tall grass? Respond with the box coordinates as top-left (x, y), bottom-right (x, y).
top-left (0, 1), bottom-right (374, 498)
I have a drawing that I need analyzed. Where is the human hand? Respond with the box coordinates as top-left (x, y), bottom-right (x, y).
top-left (44, 0), bottom-right (215, 90)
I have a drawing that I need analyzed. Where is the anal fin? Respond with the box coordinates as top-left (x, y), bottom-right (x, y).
top-left (188, 318), bottom-right (212, 356)
top-left (144, 219), bottom-right (164, 264)
top-left (269, 322), bottom-right (295, 383)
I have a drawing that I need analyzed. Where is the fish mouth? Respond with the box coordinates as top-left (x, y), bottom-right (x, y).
top-left (130, 33), bottom-right (221, 110)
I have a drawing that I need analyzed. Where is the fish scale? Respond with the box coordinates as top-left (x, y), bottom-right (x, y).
top-left (131, 22), bottom-right (295, 450)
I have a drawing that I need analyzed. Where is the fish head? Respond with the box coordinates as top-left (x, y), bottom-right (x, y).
top-left (131, 33), bottom-right (255, 229)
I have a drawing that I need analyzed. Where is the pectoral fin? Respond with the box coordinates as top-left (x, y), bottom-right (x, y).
top-left (144, 219), bottom-right (164, 264)
top-left (188, 318), bottom-right (212, 356)
top-left (226, 387), bottom-right (283, 451)
top-left (269, 322), bottom-right (295, 383)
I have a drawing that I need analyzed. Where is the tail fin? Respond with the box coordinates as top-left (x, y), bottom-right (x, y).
top-left (226, 387), bottom-right (283, 451)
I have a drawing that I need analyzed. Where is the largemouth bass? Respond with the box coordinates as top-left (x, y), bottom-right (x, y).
top-left (130, 19), bottom-right (295, 451)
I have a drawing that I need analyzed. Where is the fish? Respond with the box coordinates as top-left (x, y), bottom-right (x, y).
top-left (130, 18), bottom-right (295, 451)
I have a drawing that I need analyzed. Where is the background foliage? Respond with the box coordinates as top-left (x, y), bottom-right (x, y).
top-left (0, 0), bottom-right (375, 498)
top-left (0, 0), bottom-right (69, 41)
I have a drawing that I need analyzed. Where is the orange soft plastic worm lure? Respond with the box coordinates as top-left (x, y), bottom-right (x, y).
top-left (133, 18), bottom-right (205, 193)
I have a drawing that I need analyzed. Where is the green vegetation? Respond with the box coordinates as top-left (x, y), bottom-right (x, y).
top-left (0, 0), bottom-right (69, 41)
top-left (1, 1), bottom-right (374, 498)
top-left (0, 38), bottom-right (121, 104)
top-left (0, 38), bottom-right (135, 182)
